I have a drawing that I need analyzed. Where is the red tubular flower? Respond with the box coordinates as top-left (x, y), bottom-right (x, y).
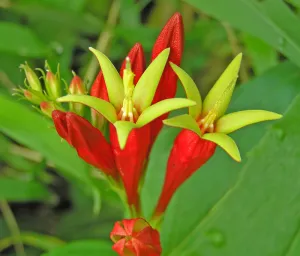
top-left (108, 43), bottom-right (147, 209)
top-left (52, 110), bottom-right (118, 179)
top-left (150, 12), bottom-right (184, 141)
top-left (110, 218), bottom-right (162, 256)
top-left (110, 124), bottom-right (150, 209)
top-left (155, 129), bottom-right (216, 214)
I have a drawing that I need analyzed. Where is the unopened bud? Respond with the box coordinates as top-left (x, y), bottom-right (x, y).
top-left (69, 74), bottom-right (86, 95)
top-left (69, 74), bottom-right (86, 115)
top-left (23, 89), bottom-right (45, 105)
top-left (20, 63), bottom-right (42, 92)
top-left (45, 71), bottom-right (61, 99)
top-left (40, 101), bottom-right (56, 117)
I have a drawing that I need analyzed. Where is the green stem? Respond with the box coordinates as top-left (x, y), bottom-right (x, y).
top-left (0, 201), bottom-right (26, 256)
top-left (84, 0), bottom-right (121, 87)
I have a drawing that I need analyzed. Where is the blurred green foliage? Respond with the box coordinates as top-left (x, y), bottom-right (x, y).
top-left (1, 0), bottom-right (300, 255)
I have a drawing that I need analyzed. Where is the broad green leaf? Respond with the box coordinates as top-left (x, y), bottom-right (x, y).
top-left (133, 48), bottom-right (170, 111)
top-left (141, 61), bottom-right (300, 255)
top-left (243, 33), bottom-right (278, 75)
top-left (0, 94), bottom-right (90, 187)
top-left (0, 232), bottom-right (65, 252)
top-left (203, 133), bottom-right (241, 162)
top-left (89, 47), bottom-right (124, 109)
top-left (185, 0), bottom-right (300, 68)
top-left (113, 121), bottom-right (137, 150)
top-left (136, 98), bottom-right (196, 127)
top-left (0, 178), bottom-right (50, 202)
top-left (216, 110), bottom-right (282, 134)
top-left (163, 114), bottom-right (201, 136)
top-left (42, 240), bottom-right (114, 256)
top-left (202, 53), bottom-right (242, 118)
top-left (57, 95), bottom-right (117, 123)
top-left (0, 22), bottom-right (48, 57)
top-left (165, 94), bottom-right (300, 255)
top-left (170, 62), bottom-right (202, 118)
top-left (286, 0), bottom-right (300, 8)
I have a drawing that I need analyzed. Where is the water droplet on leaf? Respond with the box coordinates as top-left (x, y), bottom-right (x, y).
top-left (206, 228), bottom-right (226, 248)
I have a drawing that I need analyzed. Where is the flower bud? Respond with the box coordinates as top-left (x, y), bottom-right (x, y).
top-left (110, 218), bottom-right (162, 256)
top-left (69, 74), bottom-right (86, 116)
top-left (23, 89), bottom-right (45, 105)
top-left (40, 101), bottom-right (56, 117)
top-left (20, 63), bottom-right (42, 92)
top-left (45, 70), bottom-right (61, 99)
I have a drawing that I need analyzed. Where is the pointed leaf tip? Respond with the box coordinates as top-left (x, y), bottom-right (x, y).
top-left (114, 121), bottom-right (137, 150)
top-left (57, 95), bottom-right (117, 123)
top-left (216, 110), bottom-right (282, 134)
top-left (203, 53), bottom-right (243, 118)
top-left (89, 47), bottom-right (124, 110)
top-left (170, 62), bottom-right (202, 118)
top-left (133, 48), bottom-right (170, 112)
top-left (136, 98), bottom-right (196, 127)
top-left (163, 114), bottom-right (201, 136)
top-left (203, 133), bottom-right (241, 162)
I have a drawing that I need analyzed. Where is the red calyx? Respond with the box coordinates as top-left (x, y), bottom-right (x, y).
top-left (52, 110), bottom-right (118, 179)
top-left (155, 129), bottom-right (216, 214)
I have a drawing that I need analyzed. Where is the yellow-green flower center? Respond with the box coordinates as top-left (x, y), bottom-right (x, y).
top-left (118, 57), bottom-right (138, 122)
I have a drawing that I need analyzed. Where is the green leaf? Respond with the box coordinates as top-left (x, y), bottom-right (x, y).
top-left (42, 240), bottom-right (114, 256)
top-left (0, 22), bottom-right (48, 57)
top-left (243, 33), bottom-right (278, 75)
top-left (89, 47), bottom-right (124, 110)
top-left (133, 48), bottom-right (170, 111)
top-left (141, 61), bottom-right (300, 255)
top-left (163, 94), bottom-right (300, 255)
top-left (57, 95), bottom-right (117, 123)
top-left (113, 121), bottom-right (137, 150)
top-left (136, 98), bottom-right (196, 127)
top-left (163, 114), bottom-right (201, 136)
top-left (202, 53), bottom-right (242, 118)
top-left (0, 178), bottom-right (50, 202)
top-left (216, 110), bottom-right (282, 134)
top-left (185, 0), bottom-right (300, 69)
top-left (0, 232), bottom-right (65, 252)
top-left (170, 62), bottom-right (202, 119)
top-left (286, 0), bottom-right (300, 8)
top-left (203, 133), bottom-right (241, 162)
top-left (0, 94), bottom-right (90, 187)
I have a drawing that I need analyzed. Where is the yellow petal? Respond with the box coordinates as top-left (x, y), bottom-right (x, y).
top-left (136, 98), bottom-right (196, 127)
top-left (216, 110), bottom-right (282, 134)
top-left (114, 121), bottom-right (137, 150)
top-left (132, 48), bottom-right (170, 112)
top-left (169, 62), bottom-right (202, 119)
top-left (163, 114), bottom-right (201, 136)
top-left (203, 133), bottom-right (241, 162)
top-left (202, 53), bottom-right (242, 118)
top-left (89, 47), bottom-right (124, 110)
top-left (57, 95), bottom-right (117, 123)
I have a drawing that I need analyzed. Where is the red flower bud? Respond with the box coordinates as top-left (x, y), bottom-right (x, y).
top-left (120, 43), bottom-right (146, 84)
top-left (40, 101), bottom-right (56, 117)
top-left (69, 75), bottom-right (86, 95)
top-left (23, 89), bottom-right (45, 105)
top-left (52, 110), bottom-right (118, 179)
top-left (110, 218), bottom-right (162, 256)
top-left (155, 129), bottom-right (216, 214)
top-left (150, 12), bottom-right (184, 142)
top-left (109, 124), bottom-right (150, 210)
top-left (69, 75), bottom-right (86, 115)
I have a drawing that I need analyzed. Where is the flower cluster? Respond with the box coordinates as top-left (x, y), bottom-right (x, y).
top-left (19, 13), bottom-right (282, 256)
